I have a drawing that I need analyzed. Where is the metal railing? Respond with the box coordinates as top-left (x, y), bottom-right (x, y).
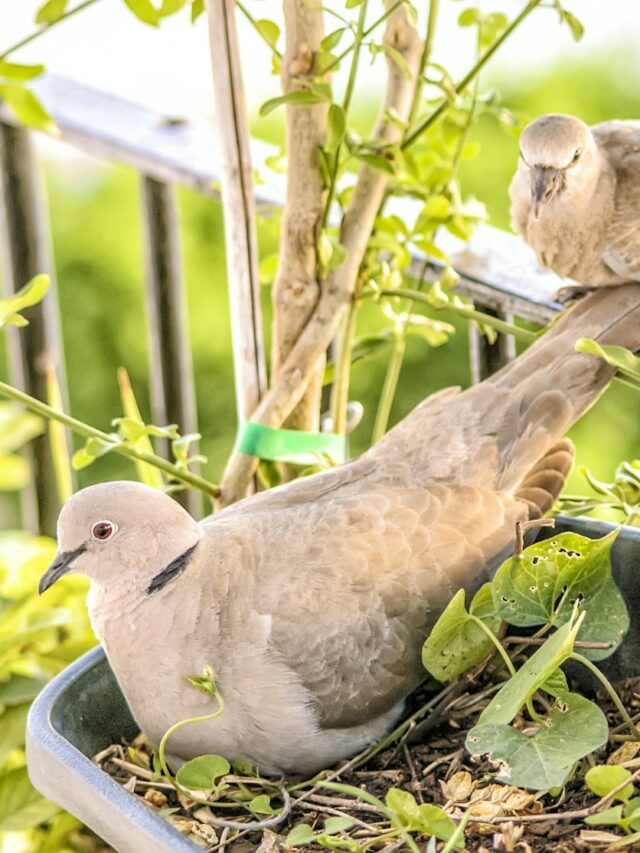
top-left (0, 73), bottom-right (562, 535)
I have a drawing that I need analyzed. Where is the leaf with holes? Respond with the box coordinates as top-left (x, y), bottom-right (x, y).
top-left (467, 693), bottom-right (608, 791)
top-left (422, 584), bottom-right (501, 682)
top-left (492, 530), bottom-right (626, 659)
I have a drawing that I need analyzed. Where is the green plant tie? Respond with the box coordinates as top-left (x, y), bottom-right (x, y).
top-left (234, 421), bottom-right (346, 466)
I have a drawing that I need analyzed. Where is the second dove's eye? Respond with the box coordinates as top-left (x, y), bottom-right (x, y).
top-left (572, 148), bottom-right (582, 162)
top-left (91, 520), bottom-right (116, 541)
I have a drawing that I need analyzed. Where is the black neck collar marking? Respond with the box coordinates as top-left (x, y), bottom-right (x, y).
top-left (145, 542), bottom-right (198, 595)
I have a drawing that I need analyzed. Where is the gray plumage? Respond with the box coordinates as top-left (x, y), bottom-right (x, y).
top-left (510, 113), bottom-right (640, 286)
top-left (40, 284), bottom-right (640, 775)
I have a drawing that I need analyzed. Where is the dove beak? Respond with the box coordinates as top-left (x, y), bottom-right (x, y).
top-left (531, 166), bottom-right (562, 218)
top-left (39, 544), bottom-right (86, 594)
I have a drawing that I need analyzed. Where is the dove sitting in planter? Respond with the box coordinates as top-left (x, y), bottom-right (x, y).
top-left (39, 284), bottom-right (640, 776)
top-left (510, 113), bottom-right (640, 293)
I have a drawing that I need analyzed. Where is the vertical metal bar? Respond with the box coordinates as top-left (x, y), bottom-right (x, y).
top-left (469, 306), bottom-right (517, 383)
top-left (0, 122), bottom-right (67, 535)
top-left (140, 176), bottom-right (200, 516)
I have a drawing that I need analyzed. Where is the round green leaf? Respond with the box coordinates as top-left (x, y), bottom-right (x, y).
top-left (175, 754), bottom-right (230, 790)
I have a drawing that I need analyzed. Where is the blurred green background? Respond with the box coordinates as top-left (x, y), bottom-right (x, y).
top-left (2, 47), bottom-right (639, 528)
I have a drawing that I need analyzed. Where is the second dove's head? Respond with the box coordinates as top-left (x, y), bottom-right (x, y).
top-left (519, 114), bottom-right (598, 216)
top-left (39, 481), bottom-right (201, 594)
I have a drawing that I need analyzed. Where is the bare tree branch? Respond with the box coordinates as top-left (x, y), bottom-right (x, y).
top-left (218, 3), bottom-right (422, 506)
top-left (271, 0), bottom-right (327, 438)
top-left (206, 0), bottom-right (267, 425)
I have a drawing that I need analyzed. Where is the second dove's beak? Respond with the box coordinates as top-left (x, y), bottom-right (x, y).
top-left (39, 544), bottom-right (86, 594)
top-left (531, 166), bottom-right (562, 218)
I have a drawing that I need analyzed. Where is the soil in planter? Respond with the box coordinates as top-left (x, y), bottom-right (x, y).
top-left (95, 673), bottom-right (640, 852)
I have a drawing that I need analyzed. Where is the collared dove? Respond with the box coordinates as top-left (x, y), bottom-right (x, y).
top-left (510, 113), bottom-right (640, 289)
top-left (40, 284), bottom-right (640, 776)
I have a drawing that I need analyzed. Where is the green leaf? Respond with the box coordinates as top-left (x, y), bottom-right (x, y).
top-left (0, 675), bottom-right (46, 706)
top-left (185, 665), bottom-right (218, 696)
top-left (0, 84), bottom-right (56, 134)
top-left (191, 0), bottom-right (204, 21)
top-left (35, 0), bottom-right (69, 23)
top-left (477, 612), bottom-right (582, 725)
top-left (423, 194), bottom-right (451, 220)
top-left (71, 437), bottom-right (116, 470)
top-left (585, 765), bottom-right (634, 803)
top-left (326, 103), bottom-right (346, 153)
top-left (0, 274), bottom-right (50, 330)
top-left (286, 824), bottom-right (317, 846)
top-left (260, 90), bottom-right (330, 117)
top-left (385, 789), bottom-right (455, 840)
top-left (422, 585), bottom-right (501, 682)
top-left (492, 530), bottom-right (627, 660)
top-left (248, 794), bottom-right (281, 815)
top-left (175, 754), bottom-right (230, 790)
top-left (458, 7), bottom-right (482, 26)
top-left (584, 805), bottom-right (625, 827)
top-left (255, 19), bottom-right (280, 50)
top-left (323, 816), bottom-right (354, 835)
top-left (321, 29), bottom-right (345, 52)
top-left (381, 45), bottom-right (412, 79)
top-left (0, 767), bottom-right (60, 831)
top-left (562, 9), bottom-right (584, 40)
top-left (0, 454), bottom-right (30, 491)
top-left (159, 0), bottom-right (188, 14)
top-left (355, 152), bottom-right (395, 175)
top-left (0, 62), bottom-right (45, 82)
top-left (467, 693), bottom-right (608, 791)
top-left (122, 0), bottom-right (160, 26)
top-left (0, 704), bottom-right (29, 763)
top-left (345, 0), bottom-right (365, 6)
top-left (323, 331), bottom-right (394, 384)
top-left (575, 339), bottom-right (640, 382)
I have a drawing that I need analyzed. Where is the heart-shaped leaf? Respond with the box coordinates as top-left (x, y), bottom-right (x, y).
top-left (175, 754), bottom-right (230, 790)
top-left (467, 693), bottom-right (608, 790)
top-left (422, 584), bottom-right (501, 682)
top-left (492, 530), bottom-right (626, 659)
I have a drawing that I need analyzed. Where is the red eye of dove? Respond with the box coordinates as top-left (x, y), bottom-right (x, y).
top-left (91, 520), bottom-right (116, 541)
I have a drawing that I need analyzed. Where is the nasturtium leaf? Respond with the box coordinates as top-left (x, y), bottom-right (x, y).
top-left (477, 613), bottom-right (582, 726)
top-left (584, 805), bottom-right (625, 827)
top-left (175, 754), bottom-right (230, 790)
top-left (541, 667), bottom-right (569, 697)
top-left (422, 584), bottom-right (500, 682)
top-left (585, 765), bottom-right (634, 802)
top-left (492, 530), bottom-right (627, 660)
top-left (386, 789), bottom-right (455, 840)
top-left (286, 824), bottom-right (316, 846)
top-left (35, 0), bottom-right (69, 23)
top-left (467, 693), bottom-right (608, 791)
top-left (355, 152), bottom-right (395, 175)
top-left (259, 90), bottom-right (330, 117)
top-left (0, 767), bottom-right (60, 830)
top-left (323, 816), bottom-right (354, 835)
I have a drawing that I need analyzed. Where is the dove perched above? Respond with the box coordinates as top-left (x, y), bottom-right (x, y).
top-left (40, 285), bottom-right (640, 776)
top-left (510, 113), bottom-right (640, 287)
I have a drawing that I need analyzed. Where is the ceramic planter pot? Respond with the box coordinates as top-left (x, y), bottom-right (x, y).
top-left (26, 516), bottom-right (640, 852)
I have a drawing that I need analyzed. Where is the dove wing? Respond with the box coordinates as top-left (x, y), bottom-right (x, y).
top-left (264, 482), bottom-right (525, 729)
top-left (594, 121), bottom-right (640, 280)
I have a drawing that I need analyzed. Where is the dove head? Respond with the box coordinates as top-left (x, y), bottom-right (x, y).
top-left (39, 481), bottom-right (202, 595)
top-left (519, 114), bottom-right (599, 216)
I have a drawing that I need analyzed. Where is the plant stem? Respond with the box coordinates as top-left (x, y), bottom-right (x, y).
top-left (0, 379), bottom-right (220, 500)
top-left (236, 1), bottom-right (282, 59)
top-left (372, 333), bottom-right (406, 443)
top-left (0, 0), bottom-right (101, 61)
top-left (365, 287), bottom-right (537, 343)
top-left (320, 0), bottom-right (368, 231)
top-left (402, 0), bottom-right (543, 149)
top-left (320, 0), bottom-right (405, 78)
top-left (572, 653), bottom-right (640, 740)
top-left (471, 616), bottom-right (517, 677)
top-left (329, 300), bottom-right (359, 435)
top-left (407, 0), bottom-right (439, 127)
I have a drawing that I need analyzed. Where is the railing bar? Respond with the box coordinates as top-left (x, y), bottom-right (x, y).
top-left (469, 305), bottom-right (517, 384)
top-left (140, 176), bottom-right (200, 517)
top-left (0, 122), bottom-right (70, 534)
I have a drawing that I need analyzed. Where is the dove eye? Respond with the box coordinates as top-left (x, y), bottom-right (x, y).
top-left (572, 148), bottom-right (582, 163)
top-left (91, 520), bottom-right (117, 541)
